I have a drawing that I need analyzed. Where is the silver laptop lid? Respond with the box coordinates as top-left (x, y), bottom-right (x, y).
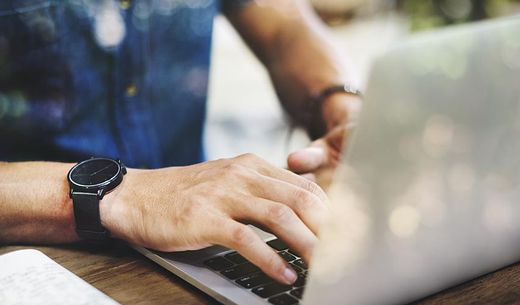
top-left (304, 17), bottom-right (520, 305)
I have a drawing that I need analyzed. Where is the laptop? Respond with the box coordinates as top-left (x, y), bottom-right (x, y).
top-left (134, 16), bottom-right (520, 305)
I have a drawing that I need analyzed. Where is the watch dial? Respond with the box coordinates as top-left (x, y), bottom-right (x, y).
top-left (71, 159), bottom-right (119, 186)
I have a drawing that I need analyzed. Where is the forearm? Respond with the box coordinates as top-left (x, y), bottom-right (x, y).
top-left (228, 0), bottom-right (359, 136)
top-left (268, 12), bottom-right (350, 119)
top-left (269, 13), bottom-right (362, 138)
top-left (0, 161), bottom-right (78, 244)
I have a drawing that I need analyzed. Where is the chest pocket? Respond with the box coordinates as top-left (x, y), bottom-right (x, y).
top-left (0, 0), bottom-right (73, 136)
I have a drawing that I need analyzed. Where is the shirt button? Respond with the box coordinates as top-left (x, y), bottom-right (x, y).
top-left (119, 0), bottom-right (131, 10)
top-left (125, 84), bottom-right (138, 97)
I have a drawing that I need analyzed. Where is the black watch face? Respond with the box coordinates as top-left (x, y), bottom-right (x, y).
top-left (70, 158), bottom-right (120, 187)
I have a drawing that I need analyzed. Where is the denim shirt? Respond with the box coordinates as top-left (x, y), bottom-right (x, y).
top-left (0, 0), bottom-right (250, 168)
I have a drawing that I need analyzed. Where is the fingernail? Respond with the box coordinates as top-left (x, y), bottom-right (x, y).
top-left (282, 267), bottom-right (297, 284)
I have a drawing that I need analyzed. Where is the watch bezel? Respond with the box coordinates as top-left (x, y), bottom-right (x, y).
top-left (68, 158), bottom-right (123, 192)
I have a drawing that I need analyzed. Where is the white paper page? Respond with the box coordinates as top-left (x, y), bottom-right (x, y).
top-left (0, 249), bottom-right (120, 305)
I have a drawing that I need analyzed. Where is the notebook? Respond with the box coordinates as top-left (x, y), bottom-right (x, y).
top-left (0, 249), bottom-right (119, 305)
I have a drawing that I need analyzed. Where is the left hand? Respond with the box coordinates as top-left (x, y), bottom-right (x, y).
top-left (287, 94), bottom-right (361, 188)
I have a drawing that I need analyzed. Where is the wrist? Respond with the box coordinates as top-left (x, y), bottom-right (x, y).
top-left (321, 92), bottom-right (362, 132)
top-left (98, 168), bottom-right (136, 241)
top-left (58, 164), bottom-right (81, 241)
top-left (307, 84), bottom-right (362, 139)
top-left (51, 162), bottom-right (81, 242)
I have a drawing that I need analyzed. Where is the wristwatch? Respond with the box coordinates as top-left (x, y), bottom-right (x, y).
top-left (307, 83), bottom-right (363, 140)
top-left (67, 157), bottom-right (126, 240)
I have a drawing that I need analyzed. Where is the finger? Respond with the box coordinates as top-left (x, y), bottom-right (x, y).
top-left (249, 175), bottom-right (327, 235)
top-left (231, 197), bottom-right (318, 264)
top-left (288, 123), bottom-right (353, 175)
top-left (300, 173), bottom-right (316, 182)
top-left (213, 220), bottom-right (298, 285)
top-left (236, 153), bottom-right (328, 203)
top-left (324, 123), bottom-right (354, 155)
top-left (287, 145), bottom-right (328, 174)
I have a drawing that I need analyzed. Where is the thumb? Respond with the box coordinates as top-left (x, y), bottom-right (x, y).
top-left (287, 145), bottom-right (327, 174)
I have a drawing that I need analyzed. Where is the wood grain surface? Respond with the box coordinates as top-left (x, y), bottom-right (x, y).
top-left (0, 242), bottom-right (218, 305)
top-left (1, 242), bottom-right (519, 305)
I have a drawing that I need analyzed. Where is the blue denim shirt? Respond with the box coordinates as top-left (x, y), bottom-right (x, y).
top-left (0, 0), bottom-right (250, 168)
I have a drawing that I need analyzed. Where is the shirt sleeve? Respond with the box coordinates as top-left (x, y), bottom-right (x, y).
top-left (220, 0), bottom-right (253, 14)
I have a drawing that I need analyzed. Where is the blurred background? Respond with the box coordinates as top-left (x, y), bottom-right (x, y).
top-left (205, 0), bottom-right (520, 166)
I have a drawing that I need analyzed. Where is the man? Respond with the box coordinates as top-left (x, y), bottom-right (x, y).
top-left (0, 0), bottom-right (360, 285)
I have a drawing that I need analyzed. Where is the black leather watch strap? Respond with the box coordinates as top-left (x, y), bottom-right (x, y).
top-left (71, 192), bottom-right (110, 240)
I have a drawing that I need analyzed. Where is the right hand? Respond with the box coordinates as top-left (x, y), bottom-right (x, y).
top-left (100, 153), bottom-right (328, 285)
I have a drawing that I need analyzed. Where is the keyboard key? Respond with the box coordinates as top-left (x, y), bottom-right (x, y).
top-left (252, 282), bottom-right (292, 298)
top-left (204, 256), bottom-right (234, 271)
top-left (294, 273), bottom-right (306, 288)
top-left (278, 251), bottom-right (296, 262)
top-left (293, 259), bottom-right (307, 270)
top-left (267, 239), bottom-right (288, 251)
top-left (290, 262), bottom-right (307, 273)
top-left (225, 252), bottom-right (248, 265)
top-left (290, 288), bottom-right (304, 299)
top-left (289, 264), bottom-right (303, 274)
top-left (268, 293), bottom-right (299, 305)
top-left (236, 272), bottom-right (273, 289)
top-left (221, 263), bottom-right (259, 280)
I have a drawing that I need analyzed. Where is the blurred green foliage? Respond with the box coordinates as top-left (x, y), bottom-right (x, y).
top-left (397, 0), bottom-right (520, 30)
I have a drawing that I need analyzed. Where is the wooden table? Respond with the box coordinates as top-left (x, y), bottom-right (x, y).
top-left (1, 242), bottom-right (520, 305)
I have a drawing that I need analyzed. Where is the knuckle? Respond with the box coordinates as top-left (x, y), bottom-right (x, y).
top-left (222, 163), bottom-right (245, 176)
top-left (306, 180), bottom-right (322, 195)
top-left (230, 225), bottom-right (256, 248)
top-left (310, 183), bottom-right (328, 202)
top-left (294, 189), bottom-right (316, 208)
top-left (267, 204), bottom-right (295, 224)
top-left (300, 178), bottom-right (326, 201)
top-left (237, 153), bottom-right (260, 163)
top-left (292, 189), bottom-right (328, 217)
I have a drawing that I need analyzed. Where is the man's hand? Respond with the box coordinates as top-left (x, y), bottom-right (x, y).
top-left (288, 124), bottom-right (349, 187)
top-left (226, 0), bottom-right (361, 186)
top-left (100, 153), bottom-right (327, 285)
top-left (287, 94), bottom-right (361, 188)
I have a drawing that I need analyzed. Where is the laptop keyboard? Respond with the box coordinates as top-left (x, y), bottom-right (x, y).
top-left (204, 238), bottom-right (307, 305)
